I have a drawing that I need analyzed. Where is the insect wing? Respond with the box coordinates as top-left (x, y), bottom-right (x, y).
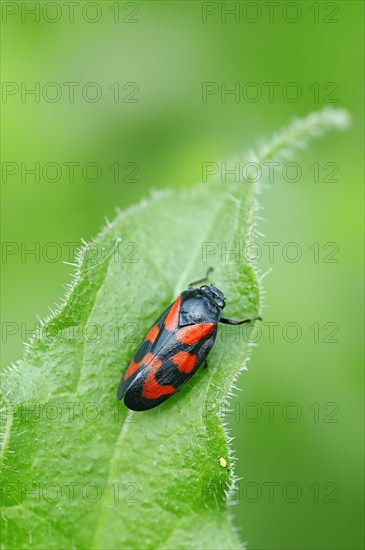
top-left (124, 323), bottom-right (217, 411)
top-left (117, 296), bottom-right (182, 400)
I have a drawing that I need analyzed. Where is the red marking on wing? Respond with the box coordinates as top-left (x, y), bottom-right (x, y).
top-left (164, 296), bottom-right (181, 332)
top-left (124, 351), bottom-right (154, 381)
top-left (142, 355), bottom-right (175, 400)
top-left (177, 323), bottom-right (216, 345)
top-left (146, 324), bottom-right (159, 343)
top-left (124, 324), bottom-right (160, 381)
top-left (170, 351), bottom-right (197, 374)
top-left (142, 374), bottom-right (175, 400)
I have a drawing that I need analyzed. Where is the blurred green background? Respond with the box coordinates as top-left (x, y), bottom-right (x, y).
top-left (1, 1), bottom-right (363, 549)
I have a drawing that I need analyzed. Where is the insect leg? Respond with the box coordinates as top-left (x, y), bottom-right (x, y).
top-left (220, 316), bottom-right (262, 325)
top-left (188, 267), bottom-right (214, 289)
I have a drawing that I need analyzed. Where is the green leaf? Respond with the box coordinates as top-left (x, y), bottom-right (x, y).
top-left (1, 108), bottom-right (349, 550)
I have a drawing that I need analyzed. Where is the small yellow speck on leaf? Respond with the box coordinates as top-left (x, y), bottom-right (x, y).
top-left (219, 457), bottom-right (227, 468)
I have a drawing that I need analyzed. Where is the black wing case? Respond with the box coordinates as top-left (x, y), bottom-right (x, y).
top-left (117, 295), bottom-right (183, 400)
top-left (123, 323), bottom-right (218, 411)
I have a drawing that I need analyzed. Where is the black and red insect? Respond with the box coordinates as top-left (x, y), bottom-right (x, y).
top-left (117, 268), bottom-right (261, 411)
